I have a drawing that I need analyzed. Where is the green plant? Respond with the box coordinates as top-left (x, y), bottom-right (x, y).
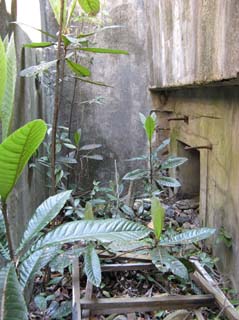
top-left (0, 121), bottom-right (150, 317)
top-left (37, 125), bottom-right (103, 190)
top-left (0, 35), bottom-right (17, 140)
top-left (105, 197), bottom-right (216, 280)
top-left (123, 113), bottom-right (187, 195)
top-left (20, 0), bottom-right (128, 193)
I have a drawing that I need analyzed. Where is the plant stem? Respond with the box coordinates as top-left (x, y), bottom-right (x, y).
top-left (50, 0), bottom-right (65, 194)
top-left (149, 139), bottom-right (153, 186)
top-left (114, 160), bottom-right (120, 211)
top-left (2, 201), bottom-right (15, 262)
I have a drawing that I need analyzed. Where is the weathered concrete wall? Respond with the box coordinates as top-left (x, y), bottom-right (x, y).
top-left (147, 0), bottom-right (239, 289)
top-left (40, 0), bottom-right (150, 187)
top-left (146, 0), bottom-right (239, 88)
top-left (158, 87), bottom-right (239, 289)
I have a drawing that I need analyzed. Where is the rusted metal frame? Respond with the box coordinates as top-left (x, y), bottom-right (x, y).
top-left (80, 294), bottom-right (215, 315)
top-left (184, 145), bottom-right (212, 151)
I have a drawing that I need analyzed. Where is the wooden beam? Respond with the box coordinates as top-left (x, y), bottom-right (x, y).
top-left (72, 258), bottom-right (81, 320)
top-left (192, 272), bottom-right (239, 320)
top-left (80, 295), bottom-right (215, 315)
top-left (101, 263), bottom-right (155, 272)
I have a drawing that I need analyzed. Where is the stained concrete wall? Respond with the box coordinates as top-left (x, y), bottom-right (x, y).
top-left (146, 0), bottom-right (239, 88)
top-left (146, 0), bottom-right (239, 289)
top-left (159, 88), bottom-right (239, 290)
top-left (39, 0), bottom-right (151, 187)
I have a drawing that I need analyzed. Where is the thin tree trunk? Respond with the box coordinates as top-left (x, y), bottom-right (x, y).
top-left (50, 0), bottom-right (65, 194)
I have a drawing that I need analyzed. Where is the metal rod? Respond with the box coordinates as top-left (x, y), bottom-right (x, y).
top-left (184, 145), bottom-right (212, 151)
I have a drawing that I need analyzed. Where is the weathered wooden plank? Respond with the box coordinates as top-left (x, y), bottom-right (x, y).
top-left (72, 258), bottom-right (81, 320)
top-left (80, 295), bottom-right (215, 315)
top-left (192, 271), bottom-right (239, 320)
top-left (82, 280), bottom-right (93, 320)
top-left (98, 252), bottom-right (152, 262)
top-left (101, 263), bottom-right (155, 272)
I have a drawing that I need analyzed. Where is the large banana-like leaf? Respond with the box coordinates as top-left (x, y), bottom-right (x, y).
top-left (151, 247), bottom-right (188, 280)
top-left (0, 37), bottom-right (7, 118)
top-left (19, 246), bottom-right (60, 290)
top-left (160, 228), bottom-right (216, 246)
top-left (78, 0), bottom-right (100, 16)
top-left (1, 35), bottom-right (17, 140)
top-left (0, 119), bottom-right (47, 201)
top-left (84, 245), bottom-right (101, 287)
top-left (33, 219), bottom-right (150, 251)
top-left (18, 190), bottom-right (72, 254)
top-left (0, 264), bottom-right (28, 319)
top-left (151, 197), bottom-right (165, 240)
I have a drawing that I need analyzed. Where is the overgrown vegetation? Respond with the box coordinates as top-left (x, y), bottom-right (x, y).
top-left (1, 0), bottom-right (236, 319)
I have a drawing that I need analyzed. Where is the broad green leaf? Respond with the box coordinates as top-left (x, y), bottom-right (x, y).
top-left (49, 0), bottom-right (67, 27)
top-left (66, 0), bottom-right (77, 28)
top-left (0, 264), bottom-right (28, 320)
top-left (19, 246), bottom-right (60, 290)
top-left (78, 0), bottom-right (100, 16)
top-left (151, 197), bottom-right (165, 240)
top-left (11, 22), bottom-right (57, 40)
top-left (18, 191), bottom-right (72, 253)
top-left (155, 177), bottom-right (181, 188)
top-left (34, 295), bottom-right (47, 311)
top-left (74, 128), bottom-right (81, 146)
top-left (161, 157), bottom-right (187, 170)
top-left (107, 239), bottom-right (152, 253)
top-left (0, 214), bottom-right (9, 261)
top-left (49, 247), bottom-right (85, 273)
top-left (20, 59), bottom-right (57, 77)
top-left (0, 119), bottom-right (47, 201)
top-left (144, 115), bottom-right (155, 143)
top-left (123, 168), bottom-right (149, 181)
top-left (152, 138), bottom-right (170, 157)
top-left (33, 219), bottom-right (150, 251)
top-left (160, 228), bottom-right (216, 246)
top-left (84, 245), bottom-right (101, 287)
top-left (66, 59), bottom-right (91, 77)
top-left (24, 42), bottom-right (54, 48)
top-left (151, 247), bottom-right (188, 280)
top-left (78, 47), bottom-right (128, 54)
top-left (1, 35), bottom-right (17, 140)
top-left (80, 143), bottom-right (101, 151)
top-left (51, 301), bottom-right (72, 319)
top-left (0, 37), bottom-right (7, 118)
top-left (126, 155), bottom-right (148, 161)
top-left (84, 202), bottom-right (94, 220)
top-left (139, 112), bottom-right (146, 125)
top-left (84, 154), bottom-right (103, 160)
